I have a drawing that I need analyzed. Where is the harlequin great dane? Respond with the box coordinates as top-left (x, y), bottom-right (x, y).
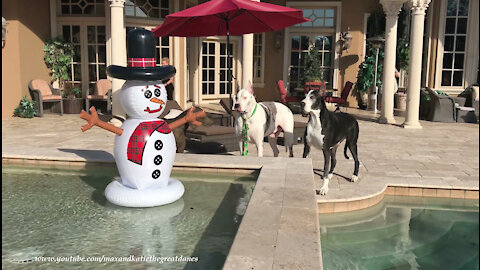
top-left (301, 90), bottom-right (360, 195)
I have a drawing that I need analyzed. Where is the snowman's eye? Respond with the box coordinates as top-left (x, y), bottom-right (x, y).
top-left (154, 88), bottom-right (161, 97)
top-left (144, 90), bottom-right (152, 98)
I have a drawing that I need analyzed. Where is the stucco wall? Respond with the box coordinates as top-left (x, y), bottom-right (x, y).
top-left (255, 0), bottom-right (382, 108)
top-left (2, 0), bottom-right (51, 118)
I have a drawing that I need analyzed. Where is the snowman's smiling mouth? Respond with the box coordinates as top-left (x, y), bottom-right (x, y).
top-left (145, 97), bottom-right (165, 113)
top-left (144, 106), bottom-right (163, 113)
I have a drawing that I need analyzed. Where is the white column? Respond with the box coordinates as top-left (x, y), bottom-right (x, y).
top-left (109, 0), bottom-right (127, 126)
top-left (379, 0), bottom-right (405, 124)
top-left (242, 34), bottom-right (254, 88)
top-left (172, 0), bottom-right (182, 104)
top-left (242, 0), bottom-right (258, 88)
top-left (173, 37), bottom-right (181, 102)
top-left (403, 0), bottom-right (430, 129)
top-left (192, 38), bottom-right (200, 105)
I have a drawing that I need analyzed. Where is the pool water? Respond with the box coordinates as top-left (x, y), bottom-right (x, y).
top-left (2, 165), bottom-right (255, 270)
top-left (319, 195), bottom-right (479, 270)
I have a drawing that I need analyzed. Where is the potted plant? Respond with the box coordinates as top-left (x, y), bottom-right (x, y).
top-left (43, 36), bottom-right (84, 113)
top-left (62, 82), bottom-right (84, 114)
top-left (43, 36), bottom-right (75, 91)
top-left (302, 47), bottom-right (325, 92)
top-left (356, 47), bottom-right (384, 108)
top-left (395, 37), bottom-right (409, 110)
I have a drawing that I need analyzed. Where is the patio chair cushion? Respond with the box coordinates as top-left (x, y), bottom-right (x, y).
top-left (324, 96), bottom-right (346, 104)
top-left (87, 94), bottom-right (108, 100)
top-left (31, 79), bottom-right (53, 97)
top-left (277, 80), bottom-right (302, 103)
top-left (42, 95), bottom-right (62, 101)
top-left (94, 79), bottom-right (112, 97)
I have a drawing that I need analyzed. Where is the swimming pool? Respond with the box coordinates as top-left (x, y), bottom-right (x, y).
top-left (2, 165), bottom-right (255, 269)
top-left (319, 195), bottom-right (479, 270)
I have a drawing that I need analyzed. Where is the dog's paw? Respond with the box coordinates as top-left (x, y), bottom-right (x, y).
top-left (351, 175), bottom-right (359, 182)
top-left (328, 173), bottom-right (334, 180)
top-left (318, 186), bottom-right (329, 195)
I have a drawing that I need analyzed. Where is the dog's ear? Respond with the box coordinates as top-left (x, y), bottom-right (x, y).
top-left (247, 81), bottom-right (254, 95)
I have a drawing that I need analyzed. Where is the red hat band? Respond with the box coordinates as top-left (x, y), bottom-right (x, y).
top-left (128, 57), bottom-right (156, 67)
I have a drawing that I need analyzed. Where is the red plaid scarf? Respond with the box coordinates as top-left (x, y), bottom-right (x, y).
top-left (127, 120), bottom-right (171, 165)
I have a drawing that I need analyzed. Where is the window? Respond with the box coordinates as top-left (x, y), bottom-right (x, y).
top-left (62, 25), bottom-right (82, 89)
top-left (60, 0), bottom-right (105, 16)
top-left (253, 33), bottom-right (264, 84)
top-left (125, 0), bottom-right (169, 19)
top-left (155, 36), bottom-right (170, 66)
top-left (87, 25), bottom-right (107, 90)
top-left (289, 35), bottom-right (333, 90)
top-left (300, 9), bottom-right (335, 28)
top-left (200, 40), bottom-right (235, 98)
top-left (441, 0), bottom-right (468, 87)
top-left (201, 41), bottom-right (216, 95)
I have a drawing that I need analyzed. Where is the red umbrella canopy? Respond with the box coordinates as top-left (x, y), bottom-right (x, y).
top-left (152, 0), bottom-right (309, 37)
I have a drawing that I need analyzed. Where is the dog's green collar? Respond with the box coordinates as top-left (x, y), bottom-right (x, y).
top-left (242, 103), bottom-right (258, 120)
top-left (241, 104), bottom-right (258, 156)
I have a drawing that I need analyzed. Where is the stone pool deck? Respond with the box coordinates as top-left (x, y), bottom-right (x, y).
top-left (2, 109), bottom-right (479, 269)
top-left (3, 109), bottom-right (479, 203)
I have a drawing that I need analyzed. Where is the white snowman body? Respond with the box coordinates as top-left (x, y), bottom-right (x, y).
top-left (114, 119), bottom-right (176, 190)
top-left (105, 80), bottom-right (183, 207)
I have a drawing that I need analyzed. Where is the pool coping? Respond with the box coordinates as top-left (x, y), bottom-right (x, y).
top-left (2, 154), bottom-right (323, 270)
top-left (316, 183), bottom-right (479, 214)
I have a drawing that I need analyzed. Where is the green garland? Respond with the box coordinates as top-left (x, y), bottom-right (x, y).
top-left (241, 104), bottom-right (258, 156)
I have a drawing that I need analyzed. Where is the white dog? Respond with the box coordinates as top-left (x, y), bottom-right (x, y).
top-left (233, 83), bottom-right (294, 157)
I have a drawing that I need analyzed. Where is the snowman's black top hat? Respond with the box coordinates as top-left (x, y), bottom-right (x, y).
top-left (107, 28), bottom-right (175, 81)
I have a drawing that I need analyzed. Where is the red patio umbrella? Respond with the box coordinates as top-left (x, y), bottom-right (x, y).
top-left (152, 0), bottom-right (309, 111)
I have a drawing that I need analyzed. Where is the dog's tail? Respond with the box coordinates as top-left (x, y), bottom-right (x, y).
top-left (344, 141), bottom-right (350, 159)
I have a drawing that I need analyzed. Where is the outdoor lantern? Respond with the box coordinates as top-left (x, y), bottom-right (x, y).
top-left (2, 17), bottom-right (8, 49)
top-left (366, 36), bottom-right (385, 114)
top-left (274, 31), bottom-right (283, 49)
top-left (340, 27), bottom-right (352, 52)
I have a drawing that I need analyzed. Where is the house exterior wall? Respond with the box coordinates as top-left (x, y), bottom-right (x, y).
top-left (2, 0), bottom-right (51, 118)
top-left (254, 0), bottom-right (382, 109)
top-left (2, 0), bottom-right (477, 116)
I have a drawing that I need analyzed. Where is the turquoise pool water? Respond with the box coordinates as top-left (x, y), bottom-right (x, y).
top-left (2, 165), bottom-right (255, 270)
top-left (319, 195), bottom-right (479, 270)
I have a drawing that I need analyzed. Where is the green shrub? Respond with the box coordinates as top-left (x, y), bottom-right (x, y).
top-left (13, 95), bottom-right (37, 118)
top-left (356, 47), bottom-right (384, 93)
top-left (396, 38), bottom-right (409, 71)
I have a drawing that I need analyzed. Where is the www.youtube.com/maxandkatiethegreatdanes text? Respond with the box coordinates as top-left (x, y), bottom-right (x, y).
top-left (32, 255), bottom-right (199, 264)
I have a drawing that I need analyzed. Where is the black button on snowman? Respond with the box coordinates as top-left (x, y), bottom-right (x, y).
top-left (80, 28), bottom-right (203, 208)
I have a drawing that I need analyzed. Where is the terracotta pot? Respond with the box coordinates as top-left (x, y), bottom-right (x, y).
top-left (63, 98), bottom-right (84, 114)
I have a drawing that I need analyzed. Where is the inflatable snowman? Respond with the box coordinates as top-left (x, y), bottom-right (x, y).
top-left (80, 28), bottom-right (203, 207)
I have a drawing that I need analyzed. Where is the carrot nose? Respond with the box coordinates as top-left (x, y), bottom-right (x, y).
top-left (150, 97), bottom-right (165, 105)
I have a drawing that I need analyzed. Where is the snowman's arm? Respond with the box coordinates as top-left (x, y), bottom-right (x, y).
top-left (168, 107), bottom-right (206, 130)
top-left (80, 107), bottom-right (123, 136)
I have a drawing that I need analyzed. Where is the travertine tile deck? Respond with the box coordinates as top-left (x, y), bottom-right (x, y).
top-left (2, 108), bottom-right (479, 269)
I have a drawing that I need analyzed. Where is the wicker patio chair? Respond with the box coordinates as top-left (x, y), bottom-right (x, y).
top-left (28, 79), bottom-right (63, 117)
top-left (425, 87), bottom-right (456, 122)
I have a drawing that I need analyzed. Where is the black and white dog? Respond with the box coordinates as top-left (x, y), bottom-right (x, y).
top-left (301, 90), bottom-right (360, 195)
